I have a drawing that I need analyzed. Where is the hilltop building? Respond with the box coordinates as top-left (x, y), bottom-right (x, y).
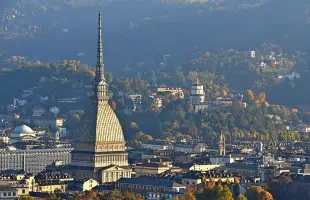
top-left (156, 87), bottom-right (184, 99)
top-left (189, 79), bottom-right (205, 105)
top-left (68, 10), bottom-right (131, 183)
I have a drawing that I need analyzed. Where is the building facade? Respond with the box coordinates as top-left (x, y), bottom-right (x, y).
top-left (156, 87), bottom-right (184, 99)
top-left (0, 148), bottom-right (72, 174)
top-left (116, 178), bottom-right (185, 200)
top-left (10, 125), bottom-right (36, 144)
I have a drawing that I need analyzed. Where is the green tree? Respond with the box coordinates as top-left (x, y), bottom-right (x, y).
top-left (175, 107), bottom-right (185, 121)
top-left (243, 90), bottom-right (255, 104)
top-left (236, 194), bottom-right (248, 200)
top-left (19, 196), bottom-right (35, 200)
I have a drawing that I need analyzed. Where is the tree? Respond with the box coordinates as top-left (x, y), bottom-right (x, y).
top-left (85, 191), bottom-right (97, 199)
top-left (48, 193), bottom-right (58, 200)
top-left (130, 122), bottom-right (139, 129)
top-left (259, 191), bottom-right (273, 200)
top-left (269, 58), bottom-right (276, 68)
top-left (19, 196), bottom-right (35, 200)
top-left (174, 188), bottom-right (196, 200)
top-left (219, 185), bottom-right (234, 200)
top-left (236, 194), bottom-right (248, 200)
top-left (103, 190), bottom-right (123, 200)
top-left (171, 120), bottom-right (180, 130)
top-left (109, 101), bottom-right (117, 110)
top-left (257, 92), bottom-right (266, 103)
top-left (201, 174), bottom-right (207, 186)
top-left (124, 192), bottom-right (144, 200)
top-left (243, 90), bottom-right (255, 104)
top-left (233, 178), bottom-right (240, 197)
top-left (187, 104), bottom-right (194, 113)
top-left (267, 176), bottom-right (291, 200)
top-left (175, 107), bottom-right (185, 121)
top-left (172, 196), bottom-right (181, 200)
top-left (245, 186), bottom-right (264, 200)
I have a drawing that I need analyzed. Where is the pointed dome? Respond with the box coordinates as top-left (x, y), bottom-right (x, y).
top-left (74, 102), bottom-right (126, 152)
top-left (12, 125), bottom-right (34, 133)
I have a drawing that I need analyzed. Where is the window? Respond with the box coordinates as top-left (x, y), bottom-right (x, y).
top-left (8, 192), bottom-right (11, 196)
top-left (13, 192), bottom-right (16, 196)
top-left (3, 192), bottom-right (7, 196)
top-left (22, 189), bottom-right (25, 193)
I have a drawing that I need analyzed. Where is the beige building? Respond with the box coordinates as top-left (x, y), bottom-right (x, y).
top-left (0, 136), bottom-right (9, 144)
top-left (181, 170), bottom-right (237, 188)
top-left (135, 163), bottom-right (170, 176)
top-left (0, 173), bottom-right (35, 192)
top-left (0, 171), bottom-right (32, 199)
top-left (101, 165), bottom-right (132, 183)
top-left (174, 143), bottom-right (206, 153)
top-left (35, 183), bottom-right (67, 193)
top-left (156, 87), bottom-right (184, 99)
top-left (0, 186), bottom-right (29, 199)
top-left (68, 10), bottom-right (131, 183)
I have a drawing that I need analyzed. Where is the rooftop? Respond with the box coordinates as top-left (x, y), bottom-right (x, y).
top-left (12, 125), bottom-right (34, 134)
top-left (117, 177), bottom-right (185, 188)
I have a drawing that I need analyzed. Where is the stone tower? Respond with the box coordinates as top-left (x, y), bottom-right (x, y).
top-left (189, 79), bottom-right (205, 105)
top-left (69, 9), bottom-right (129, 182)
top-left (219, 130), bottom-right (226, 156)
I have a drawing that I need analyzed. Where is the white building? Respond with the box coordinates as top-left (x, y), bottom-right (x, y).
top-left (0, 136), bottom-right (9, 144)
top-left (174, 143), bottom-right (206, 153)
top-left (10, 125), bottom-right (37, 144)
top-left (209, 154), bottom-right (245, 165)
top-left (189, 164), bottom-right (221, 172)
top-left (0, 148), bottom-right (72, 175)
top-left (189, 80), bottom-right (205, 105)
top-left (248, 50), bottom-right (256, 58)
top-left (142, 142), bottom-right (173, 150)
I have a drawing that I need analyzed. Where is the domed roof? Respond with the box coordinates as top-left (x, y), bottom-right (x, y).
top-left (12, 125), bottom-right (34, 133)
top-left (74, 102), bottom-right (126, 152)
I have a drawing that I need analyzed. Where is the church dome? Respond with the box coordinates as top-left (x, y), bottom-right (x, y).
top-left (12, 125), bottom-right (34, 133)
top-left (74, 102), bottom-right (126, 152)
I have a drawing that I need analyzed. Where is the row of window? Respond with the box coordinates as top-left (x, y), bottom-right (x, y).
top-left (120, 184), bottom-right (171, 191)
top-left (0, 192), bottom-right (17, 197)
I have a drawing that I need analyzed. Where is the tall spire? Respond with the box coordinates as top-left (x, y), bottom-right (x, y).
top-left (92, 8), bottom-right (109, 103)
top-left (96, 7), bottom-right (105, 82)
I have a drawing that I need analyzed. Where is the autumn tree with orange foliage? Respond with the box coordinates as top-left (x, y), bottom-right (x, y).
top-left (245, 186), bottom-right (273, 200)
